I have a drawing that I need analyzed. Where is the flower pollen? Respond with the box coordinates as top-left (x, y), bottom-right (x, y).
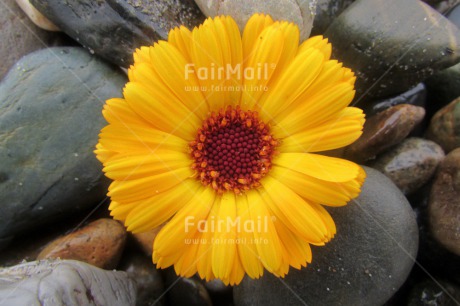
top-left (190, 105), bottom-right (278, 194)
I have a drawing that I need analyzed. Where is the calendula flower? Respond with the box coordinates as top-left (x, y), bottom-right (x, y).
top-left (95, 13), bottom-right (365, 285)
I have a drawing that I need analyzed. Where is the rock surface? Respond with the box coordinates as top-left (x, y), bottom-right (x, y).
top-left (311, 0), bottom-right (355, 35)
top-left (164, 268), bottom-right (212, 306)
top-left (426, 97), bottom-right (460, 153)
top-left (344, 104), bottom-right (425, 163)
top-left (0, 0), bottom-right (69, 80)
top-left (30, 0), bottom-right (204, 67)
top-left (0, 259), bottom-right (136, 305)
top-left (429, 148), bottom-right (460, 256)
top-left (37, 219), bottom-right (127, 269)
top-left (194, 0), bottom-right (316, 41)
top-left (119, 251), bottom-right (165, 306)
top-left (0, 47), bottom-right (126, 246)
top-left (371, 138), bottom-right (445, 195)
top-left (407, 279), bottom-right (460, 306)
top-left (133, 227), bottom-right (162, 256)
top-left (234, 167), bottom-right (419, 306)
top-left (325, 0), bottom-right (460, 101)
top-left (15, 0), bottom-right (59, 31)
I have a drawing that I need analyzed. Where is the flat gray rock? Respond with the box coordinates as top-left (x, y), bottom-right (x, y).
top-left (0, 47), bottom-right (126, 245)
top-left (30, 0), bottom-right (205, 67)
top-left (325, 0), bottom-right (460, 101)
top-left (0, 259), bottom-right (136, 306)
top-left (234, 167), bottom-right (418, 306)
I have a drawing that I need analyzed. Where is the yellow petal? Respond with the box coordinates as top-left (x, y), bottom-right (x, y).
top-left (273, 152), bottom-right (360, 182)
top-left (297, 35), bottom-right (332, 60)
top-left (168, 26), bottom-right (193, 62)
top-left (242, 13), bottom-right (274, 60)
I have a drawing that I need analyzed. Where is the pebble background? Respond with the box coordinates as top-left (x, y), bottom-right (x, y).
top-left (0, 0), bottom-right (460, 305)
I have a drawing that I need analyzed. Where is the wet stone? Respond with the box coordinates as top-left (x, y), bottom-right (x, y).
top-left (370, 137), bottom-right (445, 195)
top-left (325, 0), bottom-right (460, 101)
top-left (234, 167), bottom-right (419, 306)
top-left (429, 148), bottom-right (460, 257)
top-left (37, 219), bottom-right (127, 269)
top-left (30, 0), bottom-right (205, 67)
top-left (0, 47), bottom-right (127, 247)
top-left (344, 104), bottom-right (425, 163)
top-left (426, 96), bottom-right (460, 153)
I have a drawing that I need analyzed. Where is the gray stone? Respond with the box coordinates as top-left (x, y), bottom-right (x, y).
top-left (0, 259), bottom-right (136, 306)
top-left (325, 0), bottom-right (460, 101)
top-left (30, 0), bottom-right (205, 67)
top-left (429, 148), bottom-right (460, 256)
top-left (425, 62), bottom-right (460, 115)
top-left (0, 47), bottom-right (126, 244)
top-left (426, 96), bottom-right (460, 153)
top-left (311, 0), bottom-right (355, 35)
top-left (371, 137), bottom-right (445, 195)
top-left (344, 104), bottom-right (425, 163)
top-left (119, 250), bottom-right (165, 306)
top-left (407, 279), bottom-right (460, 306)
top-left (163, 268), bottom-right (212, 306)
top-left (233, 167), bottom-right (419, 306)
top-left (194, 0), bottom-right (316, 41)
top-left (0, 0), bottom-right (69, 80)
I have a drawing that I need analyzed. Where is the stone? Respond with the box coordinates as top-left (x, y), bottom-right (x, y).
top-left (0, 0), bottom-right (69, 80)
top-left (426, 97), bottom-right (460, 153)
top-left (204, 279), bottom-right (233, 306)
top-left (407, 279), bottom-right (460, 306)
top-left (325, 0), bottom-right (460, 101)
top-left (194, 0), bottom-right (316, 41)
top-left (0, 259), bottom-right (136, 305)
top-left (344, 104), bottom-right (425, 163)
top-left (371, 138), bottom-right (445, 195)
top-left (0, 47), bottom-right (127, 246)
top-left (119, 250), bottom-right (165, 306)
top-left (429, 148), bottom-right (460, 256)
top-left (233, 167), bottom-right (419, 306)
top-left (359, 83), bottom-right (427, 117)
top-left (163, 268), bottom-right (212, 306)
top-left (30, 0), bottom-right (205, 67)
top-left (132, 227), bottom-right (162, 256)
top-left (446, 3), bottom-right (460, 28)
top-left (425, 62), bottom-right (460, 117)
top-left (37, 219), bottom-right (127, 269)
top-left (15, 0), bottom-right (59, 31)
top-left (311, 0), bottom-right (355, 35)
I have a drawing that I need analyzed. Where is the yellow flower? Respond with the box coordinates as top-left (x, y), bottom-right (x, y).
top-left (95, 13), bottom-right (366, 285)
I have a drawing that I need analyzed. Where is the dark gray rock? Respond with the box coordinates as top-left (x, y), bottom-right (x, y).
top-left (0, 47), bottom-right (126, 245)
top-left (426, 97), bottom-right (460, 153)
top-left (0, 259), bottom-right (136, 305)
top-left (407, 279), bottom-right (460, 306)
top-left (163, 268), bottom-right (212, 306)
top-left (344, 104), bottom-right (425, 163)
top-left (429, 148), bottom-right (460, 257)
top-left (233, 167), bottom-right (419, 306)
top-left (325, 0), bottom-right (460, 102)
top-left (311, 0), bottom-right (355, 35)
top-left (371, 137), bottom-right (445, 195)
top-left (30, 0), bottom-right (205, 67)
top-left (446, 3), bottom-right (460, 28)
top-left (119, 251), bottom-right (165, 306)
top-left (0, 0), bottom-right (70, 80)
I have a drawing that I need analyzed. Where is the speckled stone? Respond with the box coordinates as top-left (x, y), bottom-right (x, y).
top-left (426, 97), bottom-right (460, 153)
top-left (0, 47), bottom-right (126, 247)
top-left (194, 0), bottom-right (316, 41)
top-left (37, 219), bottom-right (127, 269)
top-left (371, 137), bottom-right (445, 195)
top-left (0, 259), bottom-right (136, 305)
top-left (311, 0), bottom-right (355, 35)
top-left (234, 167), bottom-right (418, 306)
top-left (344, 104), bottom-right (425, 163)
top-left (429, 148), bottom-right (460, 256)
top-left (325, 0), bottom-right (460, 101)
top-left (30, 0), bottom-right (205, 67)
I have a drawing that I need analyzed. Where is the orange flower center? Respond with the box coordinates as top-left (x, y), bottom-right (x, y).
top-left (190, 106), bottom-right (278, 194)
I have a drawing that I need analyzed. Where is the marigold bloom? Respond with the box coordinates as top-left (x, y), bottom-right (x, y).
top-left (95, 13), bottom-right (366, 285)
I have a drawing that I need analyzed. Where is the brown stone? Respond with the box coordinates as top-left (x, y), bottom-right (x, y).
top-left (37, 219), bottom-right (126, 269)
top-left (426, 97), bottom-right (460, 153)
top-left (132, 227), bottom-right (162, 256)
top-left (429, 148), bottom-right (460, 256)
top-left (344, 104), bottom-right (425, 163)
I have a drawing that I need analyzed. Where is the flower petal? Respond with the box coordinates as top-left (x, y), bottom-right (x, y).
top-left (273, 152), bottom-right (360, 182)
top-left (242, 13), bottom-right (274, 59)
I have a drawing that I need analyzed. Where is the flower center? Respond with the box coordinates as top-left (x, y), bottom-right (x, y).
top-left (190, 106), bottom-right (278, 194)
